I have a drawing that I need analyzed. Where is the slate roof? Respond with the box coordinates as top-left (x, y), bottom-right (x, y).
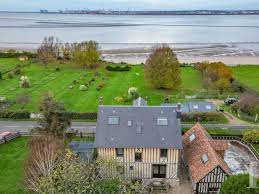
top-left (182, 123), bottom-right (231, 183)
top-left (95, 105), bottom-right (182, 149)
top-left (162, 101), bottom-right (216, 113)
top-left (69, 142), bottom-right (95, 161)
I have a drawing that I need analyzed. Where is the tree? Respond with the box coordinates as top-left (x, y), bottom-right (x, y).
top-left (36, 92), bottom-right (71, 138)
top-left (72, 41), bottom-right (100, 69)
top-left (37, 36), bottom-right (61, 68)
top-left (215, 78), bottom-right (231, 94)
top-left (243, 129), bottom-right (259, 143)
top-left (16, 92), bottom-right (31, 109)
top-left (24, 135), bottom-right (64, 192)
top-left (62, 42), bottom-right (72, 60)
top-left (145, 45), bottom-right (181, 89)
top-left (220, 174), bottom-right (259, 194)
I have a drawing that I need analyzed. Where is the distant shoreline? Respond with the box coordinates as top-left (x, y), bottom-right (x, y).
top-left (1, 43), bottom-right (259, 65)
top-left (1, 10), bottom-right (259, 16)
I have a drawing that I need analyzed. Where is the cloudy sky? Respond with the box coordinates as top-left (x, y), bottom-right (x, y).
top-left (1, 0), bottom-right (259, 12)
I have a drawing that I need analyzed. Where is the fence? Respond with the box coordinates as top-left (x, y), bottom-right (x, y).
top-left (212, 136), bottom-right (259, 160)
top-left (0, 132), bottom-right (21, 145)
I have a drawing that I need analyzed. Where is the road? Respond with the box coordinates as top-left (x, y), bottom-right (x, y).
top-left (1, 121), bottom-right (259, 134)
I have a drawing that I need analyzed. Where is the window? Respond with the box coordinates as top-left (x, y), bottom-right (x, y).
top-left (108, 116), bottom-right (119, 125)
top-left (193, 105), bottom-right (199, 110)
top-left (202, 153), bottom-right (209, 163)
top-left (129, 166), bottom-right (134, 170)
top-left (116, 148), bottom-right (124, 157)
top-left (189, 133), bottom-right (196, 142)
top-left (157, 118), bottom-right (168, 126)
top-left (160, 149), bottom-right (168, 158)
top-left (128, 120), bottom-right (133, 127)
top-left (206, 105), bottom-right (211, 110)
top-left (152, 165), bottom-right (166, 178)
top-left (135, 152), bottom-right (142, 162)
top-left (136, 125), bottom-right (142, 134)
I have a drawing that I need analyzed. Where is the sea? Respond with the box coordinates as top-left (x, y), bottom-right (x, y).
top-left (1, 12), bottom-right (259, 63)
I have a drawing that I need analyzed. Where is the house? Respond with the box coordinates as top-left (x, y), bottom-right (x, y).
top-left (18, 56), bottom-right (28, 62)
top-left (162, 101), bottom-right (216, 113)
top-left (182, 123), bottom-right (231, 194)
top-left (95, 98), bottom-right (182, 186)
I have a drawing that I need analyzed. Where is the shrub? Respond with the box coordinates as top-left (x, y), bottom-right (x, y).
top-left (20, 76), bottom-right (31, 88)
top-left (114, 96), bottom-right (124, 103)
top-left (14, 68), bottom-right (22, 75)
top-left (220, 174), bottom-right (259, 194)
top-left (128, 87), bottom-right (139, 100)
top-left (94, 179), bottom-right (121, 194)
top-left (8, 71), bottom-right (14, 79)
top-left (243, 129), bottom-right (259, 143)
top-left (72, 80), bottom-right (78, 85)
top-left (55, 67), bottom-right (60, 71)
top-left (0, 110), bottom-right (31, 119)
top-left (106, 65), bottom-right (131, 72)
top-left (0, 72), bottom-right (2, 80)
top-left (181, 112), bottom-right (226, 123)
top-left (79, 85), bottom-right (88, 91)
top-left (96, 82), bottom-right (106, 91)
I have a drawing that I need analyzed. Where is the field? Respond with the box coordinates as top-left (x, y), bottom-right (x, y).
top-left (0, 137), bottom-right (29, 194)
top-left (0, 59), bottom-right (203, 112)
top-left (0, 58), bottom-right (24, 73)
top-left (232, 65), bottom-right (259, 92)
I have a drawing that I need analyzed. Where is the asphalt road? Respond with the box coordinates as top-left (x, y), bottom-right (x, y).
top-left (1, 121), bottom-right (259, 134)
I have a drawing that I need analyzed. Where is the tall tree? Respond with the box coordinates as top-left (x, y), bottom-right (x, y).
top-left (145, 45), bottom-right (181, 89)
top-left (72, 41), bottom-right (100, 69)
top-left (37, 36), bottom-right (61, 68)
top-left (36, 92), bottom-right (71, 138)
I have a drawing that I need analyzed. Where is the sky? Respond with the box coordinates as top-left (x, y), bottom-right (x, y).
top-left (1, 0), bottom-right (259, 12)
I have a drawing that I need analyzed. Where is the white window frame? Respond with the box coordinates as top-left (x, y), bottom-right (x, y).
top-left (157, 118), bottom-right (168, 126)
top-left (128, 120), bottom-right (133, 127)
top-left (108, 116), bottom-right (120, 125)
top-left (189, 133), bottom-right (196, 142)
top-left (136, 125), bottom-right (143, 134)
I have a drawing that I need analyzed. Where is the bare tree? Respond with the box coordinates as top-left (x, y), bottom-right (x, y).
top-left (37, 36), bottom-right (61, 68)
top-left (16, 92), bottom-right (31, 109)
top-left (24, 135), bottom-right (64, 192)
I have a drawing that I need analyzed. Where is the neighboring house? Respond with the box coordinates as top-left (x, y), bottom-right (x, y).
top-left (18, 56), bottom-right (28, 62)
top-left (95, 98), bottom-right (182, 186)
top-left (162, 101), bottom-right (216, 113)
top-left (183, 123), bottom-right (231, 194)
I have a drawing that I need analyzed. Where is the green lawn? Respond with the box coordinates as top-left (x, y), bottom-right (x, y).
top-left (0, 137), bottom-right (29, 194)
top-left (0, 59), bottom-right (203, 112)
top-left (0, 58), bottom-right (25, 73)
top-left (232, 65), bottom-right (259, 92)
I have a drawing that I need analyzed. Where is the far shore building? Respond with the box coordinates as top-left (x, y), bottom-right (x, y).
top-left (95, 97), bottom-right (183, 186)
top-left (183, 123), bottom-right (231, 194)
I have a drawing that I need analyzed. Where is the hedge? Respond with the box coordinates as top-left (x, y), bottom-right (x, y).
top-left (0, 51), bottom-right (37, 58)
top-left (0, 110), bottom-right (30, 119)
top-left (106, 65), bottom-right (131, 72)
top-left (181, 112), bottom-right (226, 123)
top-left (59, 112), bottom-right (98, 120)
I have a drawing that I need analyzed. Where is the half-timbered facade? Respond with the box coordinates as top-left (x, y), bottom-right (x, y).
top-left (95, 98), bottom-right (182, 183)
top-left (183, 123), bottom-right (231, 194)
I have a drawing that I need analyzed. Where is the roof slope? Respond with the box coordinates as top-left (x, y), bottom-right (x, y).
top-left (182, 123), bottom-right (231, 183)
top-left (96, 106), bottom-right (182, 149)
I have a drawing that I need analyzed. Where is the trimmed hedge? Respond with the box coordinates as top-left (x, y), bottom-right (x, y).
top-left (181, 112), bottom-right (226, 123)
top-left (106, 65), bottom-right (131, 72)
top-left (59, 112), bottom-right (97, 120)
top-left (0, 110), bottom-right (30, 119)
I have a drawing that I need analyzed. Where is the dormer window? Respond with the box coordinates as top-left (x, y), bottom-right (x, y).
top-left (157, 118), bottom-right (168, 126)
top-left (193, 105), bottom-right (198, 110)
top-left (128, 120), bottom-right (133, 127)
top-left (189, 133), bottom-right (196, 142)
top-left (202, 153), bottom-right (209, 163)
top-left (206, 105), bottom-right (211, 110)
top-left (108, 116), bottom-right (120, 125)
top-left (136, 125), bottom-right (142, 134)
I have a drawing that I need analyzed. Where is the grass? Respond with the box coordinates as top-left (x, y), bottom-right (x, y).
top-left (0, 137), bottom-right (29, 194)
top-left (232, 65), bottom-right (259, 92)
top-left (253, 144), bottom-right (259, 152)
top-left (0, 59), bottom-right (203, 112)
top-left (0, 58), bottom-right (27, 73)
